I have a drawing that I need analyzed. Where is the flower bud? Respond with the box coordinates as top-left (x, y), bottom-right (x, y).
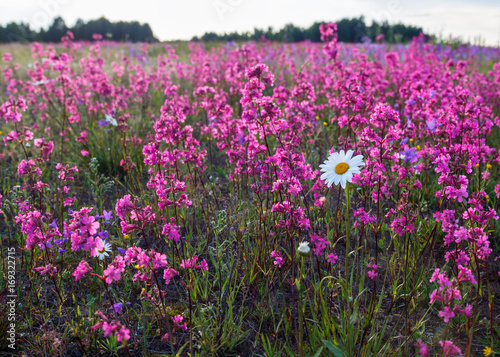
top-left (297, 242), bottom-right (310, 256)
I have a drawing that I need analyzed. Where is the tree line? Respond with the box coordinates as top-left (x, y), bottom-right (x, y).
top-left (194, 17), bottom-right (424, 43)
top-left (0, 17), bottom-right (157, 43)
top-left (0, 15), bottom-right (423, 44)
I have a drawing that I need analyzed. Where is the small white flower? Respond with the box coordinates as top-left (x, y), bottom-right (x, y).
top-left (31, 80), bottom-right (50, 86)
top-left (320, 149), bottom-right (364, 189)
top-left (297, 242), bottom-right (310, 256)
top-left (95, 241), bottom-right (112, 260)
top-left (105, 114), bottom-right (118, 126)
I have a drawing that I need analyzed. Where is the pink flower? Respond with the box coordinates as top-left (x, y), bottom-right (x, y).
top-left (103, 264), bottom-right (123, 284)
top-left (172, 315), bottom-right (187, 331)
top-left (162, 219), bottom-right (180, 241)
top-left (197, 259), bottom-right (209, 271)
top-left (270, 250), bottom-right (284, 268)
top-left (80, 215), bottom-right (100, 236)
top-left (72, 260), bottom-right (92, 281)
top-left (327, 253), bottom-right (338, 264)
top-left (102, 321), bottom-right (115, 337)
top-left (430, 289), bottom-right (444, 304)
top-left (438, 306), bottom-right (455, 323)
top-left (116, 327), bottom-right (130, 342)
top-left (439, 340), bottom-right (462, 356)
top-left (152, 252), bottom-right (168, 269)
top-left (120, 221), bottom-right (139, 235)
top-left (310, 233), bottom-right (329, 255)
top-left (34, 264), bottom-right (57, 276)
top-left (115, 195), bottom-right (134, 219)
top-left (81, 150), bottom-right (89, 157)
top-left (367, 259), bottom-right (379, 280)
top-left (453, 304), bottom-right (472, 317)
top-left (414, 339), bottom-right (428, 356)
top-left (18, 159), bottom-right (40, 177)
top-left (163, 267), bottom-right (178, 284)
top-left (181, 256), bottom-right (198, 269)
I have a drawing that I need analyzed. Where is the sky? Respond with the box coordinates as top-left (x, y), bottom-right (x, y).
top-left (1, 0), bottom-right (499, 45)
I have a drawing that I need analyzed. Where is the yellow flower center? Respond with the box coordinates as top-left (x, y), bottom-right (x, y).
top-left (98, 247), bottom-right (106, 253)
top-left (335, 162), bottom-right (349, 175)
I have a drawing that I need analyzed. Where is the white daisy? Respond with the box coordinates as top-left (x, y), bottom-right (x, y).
top-left (320, 149), bottom-right (364, 189)
top-left (95, 240), bottom-right (112, 260)
top-left (105, 114), bottom-right (118, 126)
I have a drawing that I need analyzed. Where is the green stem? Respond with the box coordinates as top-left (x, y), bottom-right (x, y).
top-left (344, 182), bottom-right (351, 277)
top-left (298, 255), bottom-right (305, 357)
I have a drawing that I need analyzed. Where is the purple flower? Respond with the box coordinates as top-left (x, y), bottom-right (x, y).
top-left (59, 248), bottom-right (68, 254)
top-left (98, 230), bottom-right (109, 239)
top-left (113, 303), bottom-right (123, 314)
top-left (118, 248), bottom-right (126, 254)
top-left (400, 146), bottom-right (418, 164)
top-left (54, 238), bottom-right (67, 245)
top-left (49, 219), bottom-right (58, 229)
top-left (41, 238), bottom-right (53, 250)
top-left (102, 210), bottom-right (113, 222)
top-left (426, 117), bottom-right (438, 132)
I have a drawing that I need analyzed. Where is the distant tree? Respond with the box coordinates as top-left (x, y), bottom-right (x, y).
top-left (305, 22), bottom-right (322, 42)
top-left (0, 22), bottom-right (34, 43)
top-left (0, 16), bottom-right (423, 44)
top-left (45, 16), bottom-right (68, 42)
top-left (251, 28), bottom-right (265, 41)
top-left (201, 32), bottom-right (219, 42)
top-left (0, 16), bottom-right (159, 43)
top-left (336, 17), bottom-right (368, 43)
top-left (190, 18), bottom-right (424, 44)
top-left (278, 23), bottom-right (306, 42)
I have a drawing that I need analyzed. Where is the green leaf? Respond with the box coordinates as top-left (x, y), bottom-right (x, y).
top-left (311, 346), bottom-right (324, 357)
top-left (322, 340), bottom-right (346, 357)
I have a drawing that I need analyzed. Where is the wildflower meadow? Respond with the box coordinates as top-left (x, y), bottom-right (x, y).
top-left (1, 25), bottom-right (500, 356)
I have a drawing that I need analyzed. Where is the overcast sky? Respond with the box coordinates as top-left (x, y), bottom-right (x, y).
top-left (1, 0), bottom-right (499, 45)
